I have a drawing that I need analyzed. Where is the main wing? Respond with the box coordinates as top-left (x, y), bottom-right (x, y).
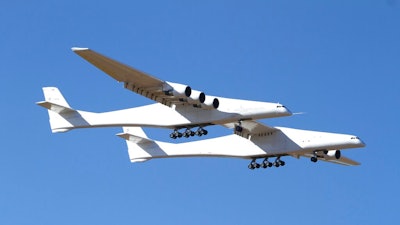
top-left (72, 47), bottom-right (219, 109)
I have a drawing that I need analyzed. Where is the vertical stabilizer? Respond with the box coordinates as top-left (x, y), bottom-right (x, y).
top-left (117, 127), bottom-right (156, 163)
top-left (42, 87), bottom-right (71, 108)
top-left (36, 87), bottom-right (77, 133)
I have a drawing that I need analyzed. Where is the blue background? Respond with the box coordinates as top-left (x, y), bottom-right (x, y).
top-left (1, 1), bottom-right (399, 224)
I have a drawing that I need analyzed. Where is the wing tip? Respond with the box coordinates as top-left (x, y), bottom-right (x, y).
top-left (71, 47), bottom-right (89, 52)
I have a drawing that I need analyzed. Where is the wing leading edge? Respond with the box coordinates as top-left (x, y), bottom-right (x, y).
top-left (72, 47), bottom-right (218, 109)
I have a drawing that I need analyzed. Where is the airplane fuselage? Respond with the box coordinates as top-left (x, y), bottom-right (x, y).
top-left (50, 97), bottom-right (291, 132)
top-left (124, 127), bottom-right (365, 164)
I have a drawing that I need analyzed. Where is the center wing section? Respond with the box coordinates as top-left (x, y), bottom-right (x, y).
top-left (72, 47), bottom-right (218, 109)
top-left (224, 120), bottom-right (278, 139)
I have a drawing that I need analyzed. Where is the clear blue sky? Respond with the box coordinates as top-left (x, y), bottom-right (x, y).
top-left (1, 1), bottom-right (399, 224)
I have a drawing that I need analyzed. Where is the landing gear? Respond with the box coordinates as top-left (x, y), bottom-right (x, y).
top-left (248, 157), bottom-right (285, 170)
top-left (261, 158), bottom-right (273, 168)
top-left (310, 152), bottom-right (318, 163)
top-left (170, 129), bottom-right (183, 139)
top-left (273, 157), bottom-right (285, 167)
top-left (170, 127), bottom-right (208, 139)
top-left (183, 129), bottom-right (195, 138)
top-left (195, 127), bottom-right (208, 136)
top-left (235, 125), bottom-right (243, 133)
top-left (248, 159), bottom-right (260, 170)
top-left (311, 156), bottom-right (318, 163)
top-left (235, 121), bottom-right (243, 133)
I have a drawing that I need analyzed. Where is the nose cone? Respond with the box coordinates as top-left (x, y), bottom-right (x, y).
top-left (276, 104), bottom-right (292, 117)
top-left (350, 136), bottom-right (366, 148)
top-left (357, 139), bottom-right (366, 148)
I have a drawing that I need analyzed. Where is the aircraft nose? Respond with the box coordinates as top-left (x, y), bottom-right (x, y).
top-left (277, 104), bottom-right (292, 116)
top-left (351, 136), bottom-right (366, 147)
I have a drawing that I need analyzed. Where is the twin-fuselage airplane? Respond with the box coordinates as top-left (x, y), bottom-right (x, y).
top-left (37, 48), bottom-right (365, 169)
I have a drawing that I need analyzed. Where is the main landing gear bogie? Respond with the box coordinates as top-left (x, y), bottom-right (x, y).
top-left (170, 127), bottom-right (208, 139)
top-left (248, 157), bottom-right (285, 170)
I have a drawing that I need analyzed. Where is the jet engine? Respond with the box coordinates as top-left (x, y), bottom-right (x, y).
top-left (190, 91), bottom-right (219, 109)
top-left (202, 96), bottom-right (220, 109)
top-left (187, 90), bottom-right (205, 104)
top-left (164, 82), bottom-right (191, 98)
top-left (324, 150), bottom-right (341, 159)
top-left (163, 81), bottom-right (219, 109)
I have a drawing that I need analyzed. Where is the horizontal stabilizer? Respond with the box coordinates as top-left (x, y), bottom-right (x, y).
top-left (116, 127), bottom-right (153, 144)
top-left (36, 101), bottom-right (75, 114)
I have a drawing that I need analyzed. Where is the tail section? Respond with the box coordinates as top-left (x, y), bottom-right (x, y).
top-left (37, 87), bottom-right (73, 113)
top-left (36, 87), bottom-right (80, 133)
top-left (116, 127), bottom-right (258, 163)
top-left (117, 127), bottom-right (160, 163)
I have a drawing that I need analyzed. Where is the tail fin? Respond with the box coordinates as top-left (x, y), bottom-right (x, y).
top-left (117, 127), bottom-right (159, 163)
top-left (36, 87), bottom-right (78, 133)
top-left (36, 87), bottom-right (74, 113)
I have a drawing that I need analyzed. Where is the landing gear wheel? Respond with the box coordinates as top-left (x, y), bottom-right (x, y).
top-left (235, 125), bottom-right (243, 133)
top-left (311, 156), bottom-right (318, 163)
top-left (183, 129), bottom-right (193, 138)
top-left (261, 162), bottom-right (268, 168)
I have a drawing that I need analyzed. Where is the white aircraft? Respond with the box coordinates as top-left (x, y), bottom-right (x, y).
top-left (37, 47), bottom-right (365, 168)
top-left (118, 122), bottom-right (365, 168)
top-left (37, 47), bottom-right (292, 138)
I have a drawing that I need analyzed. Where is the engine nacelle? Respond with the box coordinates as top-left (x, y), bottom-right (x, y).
top-left (164, 82), bottom-right (191, 98)
top-left (187, 90), bottom-right (205, 104)
top-left (163, 82), bottom-right (218, 109)
top-left (325, 150), bottom-right (341, 159)
top-left (202, 97), bottom-right (219, 109)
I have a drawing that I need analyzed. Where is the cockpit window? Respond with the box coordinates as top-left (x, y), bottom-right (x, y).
top-left (277, 105), bottom-right (286, 108)
top-left (351, 136), bottom-right (359, 140)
